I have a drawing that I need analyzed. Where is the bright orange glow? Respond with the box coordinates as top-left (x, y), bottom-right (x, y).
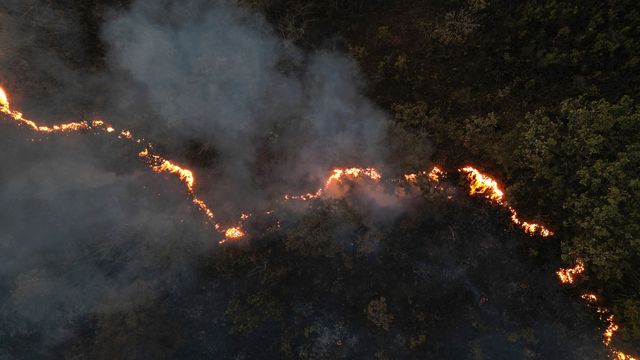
top-left (0, 87), bottom-right (8, 109)
top-left (224, 227), bottom-right (245, 240)
top-left (151, 160), bottom-right (195, 191)
top-left (2, 85), bottom-right (638, 359)
top-left (581, 293), bottom-right (598, 303)
top-left (120, 130), bottom-right (133, 139)
top-left (325, 167), bottom-right (382, 187)
top-left (599, 310), bottom-right (620, 347)
top-left (616, 352), bottom-right (638, 360)
top-left (428, 166), bottom-right (444, 181)
top-left (284, 167), bottom-right (382, 201)
top-left (604, 316), bottom-right (619, 347)
top-left (404, 166), bottom-right (445, 184)
top-left (556, 260), bottom-right (585, 284)
top-left (192, 198), bottom-right (215, 220)
top-left (461, 166), bottom-right (505, 203)
top-left (460, 167), bottom-right (553, 237)
top-left (0, 87), bottom-right (90, 133)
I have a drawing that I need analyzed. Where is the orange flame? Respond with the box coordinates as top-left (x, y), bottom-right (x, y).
top-left (616, 352), bottom-right (638, 360)
top-left (0, 87), bottom-right (90, 133)
top-left (151, 160), bottom-right (195, 191)
top-left (224, 227), bottom-right (245, 239)
top-left (1, 85), bottom-right (638, 358)
top-left (581, 293), bottom-right (599, 303)
top-left (460, 167), bottom-right (553, 237)
top-left (603, 313), bottom-right (619, 347)
top-left (284, 167), bottom-right (382, 201)
top-left (461, 166), bottom-right (505, 203)
top-left (556, 260), bottom-right (585, 284)
top-left (120, 130), bottom-right (133, 139)
top-left (0, 87), bottom-right (8, 109)
top-left (404, 166), bottom-right (445, 184)
top-left (0, 86), bottom-right (233, 240)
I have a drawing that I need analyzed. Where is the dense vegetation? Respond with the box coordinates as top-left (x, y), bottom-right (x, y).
top-left (42, 195), bottom-right (608, 358)
top-left (239, 0), bottom-right (640, 348)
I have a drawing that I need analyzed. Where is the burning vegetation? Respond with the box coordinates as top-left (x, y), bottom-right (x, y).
top-left (1, 85), bottom-right (636, 358)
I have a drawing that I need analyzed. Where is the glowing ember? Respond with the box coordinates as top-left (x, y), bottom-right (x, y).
top-left (193, 198), bottom-right (215, 220)
top-left (581, 293), bottom-right (598, 303)
top-left (224, 227), bottom-right (245, 239)
top-left (604, 319), bottom-right (619, 347)
top-left (404, 173), bottom-right (417, 182)
top-left (616, 352), bottom-right (638, 360)
top-left (120, 130), bottom-right (133, 139)
top-left (404, 166), bottom-right (446, 184)
top-left (598, 308), bottom-right (619, 347)
top-left (556, 260), bottom-right (585, 285)
top-left (428, 166), bottom-right (444, 181)
top-left (0, 87), bottom-right (8, 109)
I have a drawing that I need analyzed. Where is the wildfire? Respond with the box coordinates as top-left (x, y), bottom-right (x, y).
top-left (325, 167), bottom-right (381, 186)
top-left (603, 313), bottom-right (619, 347)
top-left (120, 130), bottom-right (133, 139)
top-left (151, 160), bottom-right (195, 191)
top-left (224, 227), bottom-right (245, 239)
top-left (460, 166), bottom-right (553, 237)
top-left (617, 352), bottom-right (638, 360)
top-left (404, 166), bottom-right (445, 184)
top-left (284, 167), bottom-right (382, 201)
top-left (461, 166), bottom-right (505, 203)
top-left (1, 85), bottom-right (638, 358)
top-left (0, 87), bottom-right (90, 133)
top-left (0, 86), bottom-right (236, 241)
top-left (0, 87), bottom-right (8, 109)
top-left (578, 292), bottom-right (637, 358)
top-left (556, 260), bottom-right (585, 285)
top-left (581, 293), bottom-right (599, 303)
top-left (193, 198), bottom-right (215, 220)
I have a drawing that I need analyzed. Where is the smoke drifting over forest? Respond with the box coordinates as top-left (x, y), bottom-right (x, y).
top-left (0, 0), bottom-right (616, 359)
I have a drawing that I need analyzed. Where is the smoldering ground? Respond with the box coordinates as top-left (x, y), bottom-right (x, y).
top-left (0, 0), bottom-right (609, 358)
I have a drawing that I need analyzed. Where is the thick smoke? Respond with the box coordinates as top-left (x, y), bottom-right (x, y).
top-left (1, 0), bottom-right (390, 215)
top-left (0, 0), bottom-right (390, 354)
top-left (101, 0), bottom-right (389, 213)
top-left (0, 127), bottom-right (215, 355)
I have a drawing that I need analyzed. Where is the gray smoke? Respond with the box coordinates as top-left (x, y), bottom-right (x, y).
top-left (101, 0), bottom-right (389, 213)
top-left (0, 127), bottom-right (214, 354)
top-left (0, 0), bottom-right (391, 353)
